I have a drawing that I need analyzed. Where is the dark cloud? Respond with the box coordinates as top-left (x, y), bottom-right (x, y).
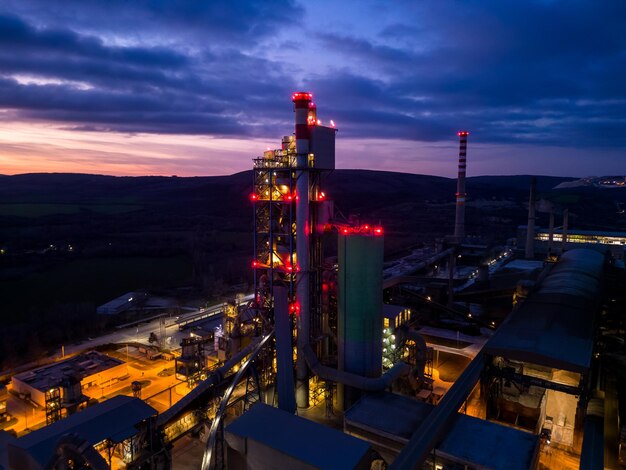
top-left (307, 1), bottom-right (626, 148)
top-left (0, 12), bottom-right (298, 136)
top-left (0, 0), bottom-right (304, 44)
top-left (0, 0), bottom-right (624, 153)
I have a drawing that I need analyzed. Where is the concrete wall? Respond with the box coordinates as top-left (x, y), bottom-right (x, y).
top-left (11, 360), bottom-right (126, 408)
top-left (545, 389), bottom-right (578, 447)
top-left (10, 378), bottom-right (46, 408)
top-left (81, 362), bottom-right (127, 389)
top-left (225, 434), bottom-right (372, 470)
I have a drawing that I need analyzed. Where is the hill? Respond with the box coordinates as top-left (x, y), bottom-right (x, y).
top-left (0, 170), bottom-right (624, 367)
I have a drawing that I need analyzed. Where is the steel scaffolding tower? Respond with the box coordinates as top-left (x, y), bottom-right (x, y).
top-left (251, 92), bottom-right (336, 407)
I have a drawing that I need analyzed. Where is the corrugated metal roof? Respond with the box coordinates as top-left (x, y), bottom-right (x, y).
top-left (14, 395), bottom-right (156, 466)
top-left (484, 249), bottom-right (604, 372)
top-left (346, 392), bottom-right (538, 470)
top-left (437, 414), bottom-right (539, 470)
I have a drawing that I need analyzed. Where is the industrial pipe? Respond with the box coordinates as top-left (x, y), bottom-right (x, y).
top-left (156, 332), bottom-right (270, 427)
top-left (548, 211), bottom-right (555, 255)
top-left (562, 208), bottom-right (569, 253)
top-left (303, 344), bottom-right (410, 392)
top-left (579, 397), bottom-right (604, 470)
top-left (201, 331), bottom-right (275, 470)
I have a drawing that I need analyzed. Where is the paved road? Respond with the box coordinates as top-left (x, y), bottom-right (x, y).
top-left (62, 294), bottom-right (254, 357)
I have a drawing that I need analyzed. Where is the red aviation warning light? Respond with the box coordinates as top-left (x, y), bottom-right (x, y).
top-left (289, 301), bottom-right (300, 315)
top-left (338, 224), bottom-right (384, 236)
top-left (457, 130), bottom-right (469, 137)
top-left (292, 92), bottom-right (313, 102)
top-left (250, 193), bottom-right (259, 201)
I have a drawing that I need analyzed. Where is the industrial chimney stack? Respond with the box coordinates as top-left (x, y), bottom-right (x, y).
top-left (454, 131), bottom-right (469, 241)
top-left (292, 92), bottom-right (312, 408)
top-left (525, 177), bottom-right (537, 259)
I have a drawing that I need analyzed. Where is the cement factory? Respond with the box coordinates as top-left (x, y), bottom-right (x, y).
top-left (0, 92), bottom-right (625, 470)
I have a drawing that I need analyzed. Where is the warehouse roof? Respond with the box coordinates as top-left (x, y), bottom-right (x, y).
top-left (345, 393), bottom-right (538, 469)
top-left (437, 414), bottom-right (539, 470)
top-left (11, 396), bottom-right (156, 466)
top-left (13, 351), bottom-right (123, 392)
top-left (484, 249), bottom-right (604, 372)
top-left (226, 403), bottom-right (371, 470)
top-left (344, 392), bottom-right (432, 442)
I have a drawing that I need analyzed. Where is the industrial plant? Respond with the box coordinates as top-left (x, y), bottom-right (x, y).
top-left (0, 92), bottom-right (624, 470)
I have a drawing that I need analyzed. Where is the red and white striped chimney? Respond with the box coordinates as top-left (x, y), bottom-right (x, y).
top-left (454, 131), bottom-right (469, 241)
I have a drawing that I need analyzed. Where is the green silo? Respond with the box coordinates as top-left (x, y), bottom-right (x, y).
top-left (337, 230), bottom-right (384, 380)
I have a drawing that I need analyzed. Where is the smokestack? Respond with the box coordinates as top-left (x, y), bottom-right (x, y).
top-left (562, 208), bottom-right (569, 253)
top-left (525, 177), bottom-right (536, 259)
top-left (292, 91), bottom-right (312, 408)
top-left (454, 131), bottom-right (469, 241)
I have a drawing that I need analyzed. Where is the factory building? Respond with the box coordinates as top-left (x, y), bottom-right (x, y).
top-left (11, 351), bottom-right (125, 423)
top-left (96, 292), bottom-right (146, 316)
top-left (482, 249), bottom-right (604, 446)
top-left (5, 395), bottom-right (157, 469)
top-left (518, 225), bottom-right (626, 260)
top-left (390, 248), bottom-right (610, 469)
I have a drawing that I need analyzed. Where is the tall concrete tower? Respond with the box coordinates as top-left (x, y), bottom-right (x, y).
top-left (292, 92), bottom-right (312, 408)
top-left (454, 131), bottom-right (469, 241)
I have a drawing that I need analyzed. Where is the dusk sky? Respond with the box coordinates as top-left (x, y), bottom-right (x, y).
top-left (0, 1), bottom-right (624, 177)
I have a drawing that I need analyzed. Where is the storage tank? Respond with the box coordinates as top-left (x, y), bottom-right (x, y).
top-left (337, 228), bottom-right (384, 379)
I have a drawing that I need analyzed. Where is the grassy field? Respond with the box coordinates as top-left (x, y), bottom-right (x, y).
top-left (0, 256), bottom-right (192, 322)
top-left (0, 203), bottom-right (143, 218)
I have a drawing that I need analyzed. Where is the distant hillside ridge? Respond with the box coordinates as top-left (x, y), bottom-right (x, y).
top-left (0, 171), bottom-right (576, 204)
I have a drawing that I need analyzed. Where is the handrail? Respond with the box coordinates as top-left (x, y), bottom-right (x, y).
top-left (201, 330), bottom-right (275, 470)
